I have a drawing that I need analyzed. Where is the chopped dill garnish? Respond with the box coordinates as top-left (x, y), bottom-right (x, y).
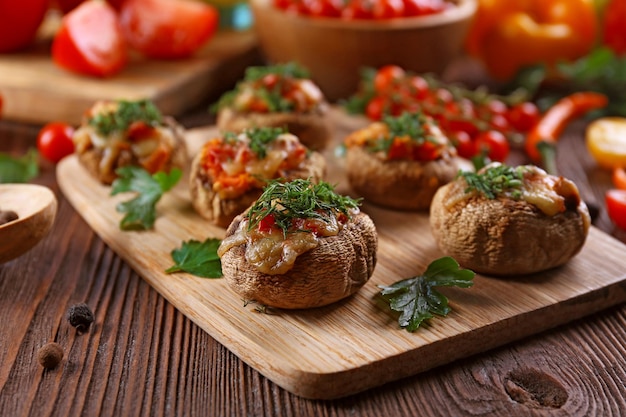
top-left (246, 127), bottom-right (286, 159)
top-left (459, 164), bottom-right (525, 199)
top-left (246, 179), bottom-right (361, 235)
top-left (89, 99), bottom-right (162, 136)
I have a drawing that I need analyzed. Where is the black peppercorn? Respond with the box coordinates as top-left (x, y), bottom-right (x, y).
top-left (37, 342), bottom-right (64, 369)
top-left (66, 303), bottom-right (95, 333)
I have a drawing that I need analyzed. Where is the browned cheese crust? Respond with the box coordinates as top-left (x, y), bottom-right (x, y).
top-left (345, 146), bottom-right (472, 211)
top-left (220, 212), bottom-right (378, 309)
top-left (76, 117), bottom-right (188, 185)
top-left (189, 151), bottom-right (326, 228)
top-left (429, 180), bottom-right (591, 276)
top-left (216, 107), bottom-right (331, 151)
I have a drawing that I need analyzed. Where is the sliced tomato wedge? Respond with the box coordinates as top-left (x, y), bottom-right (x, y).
top-left (606, 189), bottom-right (626, 231)
top-left (52, 1), bottom-right (128, 77)
top-left (119, 0), bottom-right (218, 59)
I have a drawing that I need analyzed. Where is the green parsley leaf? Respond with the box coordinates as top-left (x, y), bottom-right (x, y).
top-left (166, 238), bottom-right (223, 278)
top-left (88, 99), bottom-right (162, 136)
top-left (243, 62), bottom-right (310, 81)
top-left (379, 257), bottom-right (475, 332)
top-left (0, 149), bottom-right (39, 183)
top-left (111, 166), bottom-right (181, 230)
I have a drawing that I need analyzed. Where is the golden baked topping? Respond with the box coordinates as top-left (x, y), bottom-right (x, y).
top-left (344, 112), bottom-right (454, 161)
top-left (199, 127), bottom-right (310, 200)
top-left (215, 62), bottom-right (325, 114)
top-left (217, 179), bottom-right (360, 274)
top-left (72, 99), bottom-right (178, 177)
top-left (454, 163), bottom-right (584, 217)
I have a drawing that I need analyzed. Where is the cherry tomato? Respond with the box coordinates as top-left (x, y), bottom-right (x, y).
top-left (52, 1), bottom-right (128, 77)
top-left (474, 130), bottom-right (510, 162)
top-left (37, 122), bottom-right (76, 163)
top-left (603, 0), bottom-right (626, 55)
top-left (374, 65), bottom-right (405, 93)
top-left (303, 0), bottom-right (343, 17)
top-left (449, 130), bottom-right (475, 159)
top-left (119, 0), bottom-right (218, 59)
top-left (372, 0), bottom-right (405, 19)
top-left (342, 0), bottom-right (375, 19)
top-left (612, 167), bottom-right (626, 190)
top-left (0, 0), bottom-right (49, 53)
top-left (365, 96), bottom-right (388, 121)
top-left (606, 189), bottom-right (626, 230)
top-left (402, 0), bottom-right (449, 16)
top-left (506, 102), bottom-right (541, 132)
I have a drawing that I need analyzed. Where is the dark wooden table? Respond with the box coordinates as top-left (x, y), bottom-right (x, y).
top-left (2, 87), bottom-right (626, 417)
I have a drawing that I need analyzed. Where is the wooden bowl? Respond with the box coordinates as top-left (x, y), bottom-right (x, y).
top-left (250, 0), bottom-right (477, 101)
top-left (0, 184), bottom-right (57, 264)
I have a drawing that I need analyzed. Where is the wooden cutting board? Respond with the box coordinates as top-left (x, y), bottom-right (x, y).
top-left (56, 108), bottom-right (626, 399)
top-left (0, 23), bottom-right (258, 125)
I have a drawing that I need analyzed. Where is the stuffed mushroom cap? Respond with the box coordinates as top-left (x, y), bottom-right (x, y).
top-left (429, 163), bottom-right (591, 276)
top-left (214, 62), bottom-right (331, 150)
top-left (218, 179), bottom-right (378, 309)
top-left (344, 112), bottom-right (473, 211)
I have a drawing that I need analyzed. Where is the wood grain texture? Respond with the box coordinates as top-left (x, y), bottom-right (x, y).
top-left (0, 29), bottom-right (260, 125)
top-left (2, 109), bottom-right (626, 416)
top-left (54, 108), bottom-right (626, 400)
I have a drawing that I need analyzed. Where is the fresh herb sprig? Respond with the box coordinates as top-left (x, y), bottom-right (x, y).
top-left (111, 166), bottom-right (181, 230)
top-left (89, 99), bottom-right (162, 136)
top-left (246, 179), bottom-right (361, 235)
top-left (460, 164), bottom-right (525, 200)
top-left (0, 149), bottom-right (39, 183)
top-left (243, 62), bottom-right (310, 81)
top-left (246, 127), bottom-right (286, 159)
top-left (213, 63), bottom-right (311, 113)
top-left (166, 238), bottom-right (223, 278)
top-left (379, 257), bottom-right (475, 332)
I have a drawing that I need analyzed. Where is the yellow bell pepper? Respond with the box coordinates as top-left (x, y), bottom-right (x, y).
top-left (466, 0), bottom-right (598, 81)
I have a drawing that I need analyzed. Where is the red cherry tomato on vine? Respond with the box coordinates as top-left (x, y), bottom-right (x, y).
top-left (605, 189), bottom-right (626, 230)
top-left (374, 65), bottom-right (405, 93)
top-left (119, 0), bottom-right (218, 59)
top-left (449, 130), bottom-right (475, 159)
top-left (506, 102), bottom-right (541, 132)
top-left (365, 96), bottom-right (387, 120)
top-left (474, 130), bottom-right (510, 162)
top-left (37, 122), bottom-right (76, 163)
top-left (52, 1), bottom-right (128, 77)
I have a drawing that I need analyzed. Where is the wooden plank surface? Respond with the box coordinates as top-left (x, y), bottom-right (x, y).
top-left (56, 108), bottom-right (626, 400)
top-left (0, 27), bottom-right (259, 125)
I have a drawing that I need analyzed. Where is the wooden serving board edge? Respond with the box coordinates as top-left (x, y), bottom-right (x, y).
top-left (56, 119), bottom-right (626, 399)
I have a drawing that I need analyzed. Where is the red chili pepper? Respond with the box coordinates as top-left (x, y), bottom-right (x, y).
top-left (525, 92), bottom-right (608, 174)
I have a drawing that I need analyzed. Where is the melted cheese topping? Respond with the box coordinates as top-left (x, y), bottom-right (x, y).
top-left (218, 209), bottom-right (355, 275)
top-left (445, 165), bottom-right (584, 218)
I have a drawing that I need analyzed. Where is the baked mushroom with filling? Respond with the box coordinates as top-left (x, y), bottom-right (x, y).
top-left (344, 112), bottom-right (472, 210)
top-left (215, 62), bottom-right (331, 150)
top-left (429, 163), bottom-right (591, 276)
top-left (72, 99), bottom-right (188, 185)
top-left (218, 179), bottom-right (378, 309)
top-left (189, 126), bottom-right (326, 227)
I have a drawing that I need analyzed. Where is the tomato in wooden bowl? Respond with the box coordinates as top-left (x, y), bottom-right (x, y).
top-left (250, 0), bottom-right (477, 101)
